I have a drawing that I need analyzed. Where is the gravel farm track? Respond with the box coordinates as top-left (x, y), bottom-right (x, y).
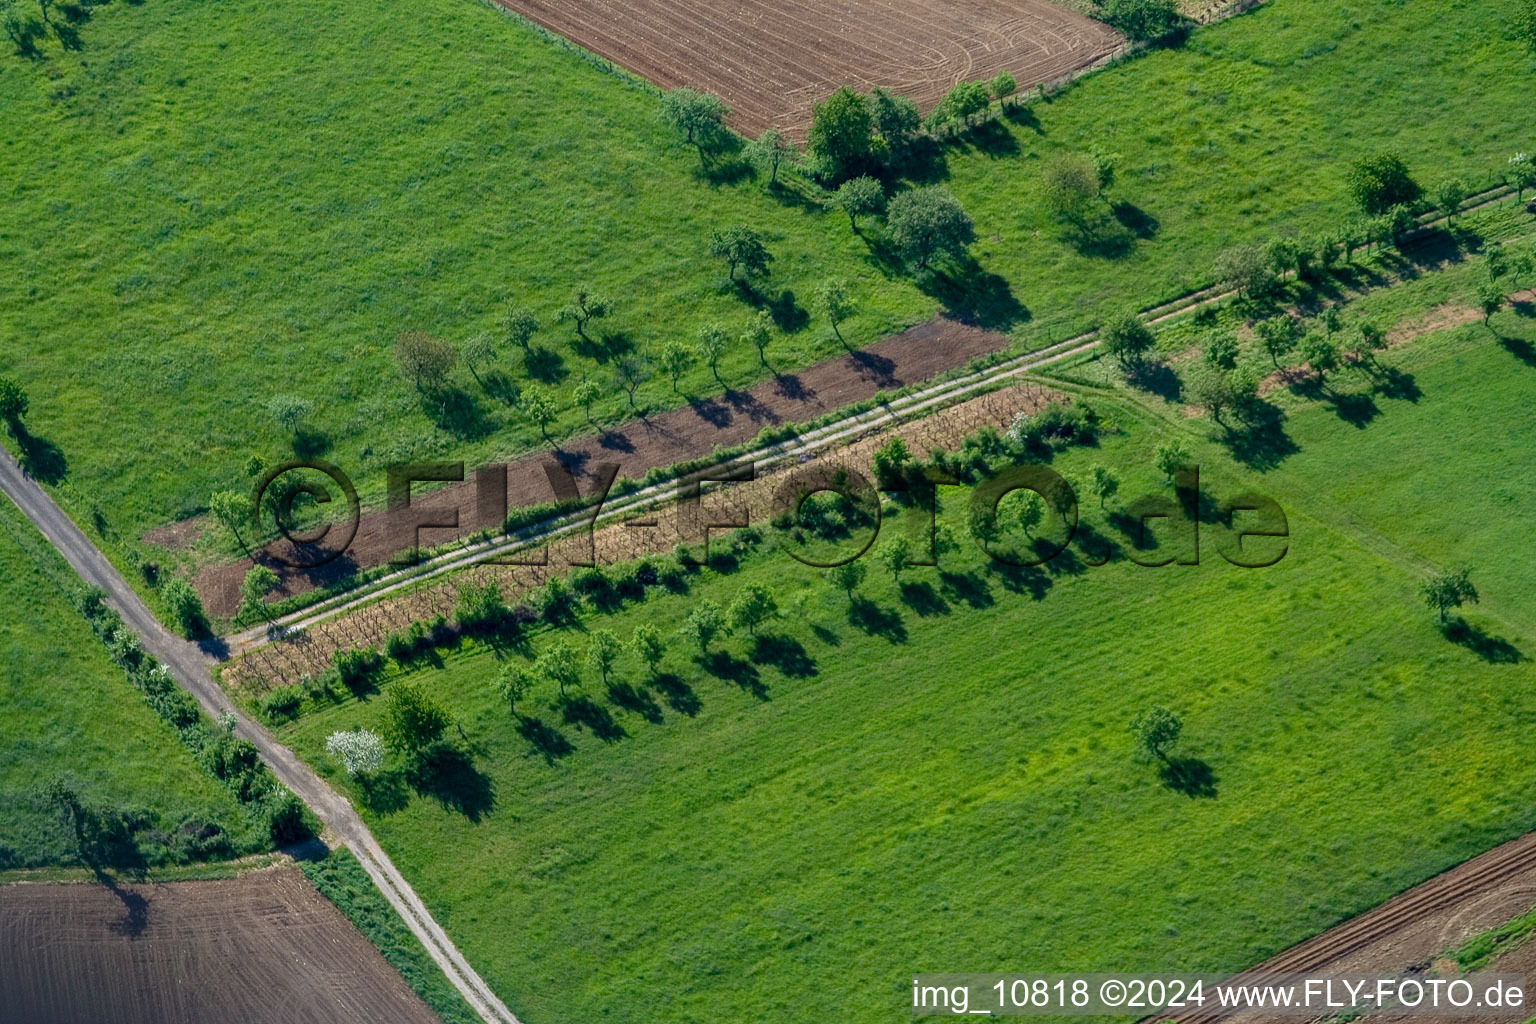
top-left (487, 0), bottom-right (1124, 135)
top-left (0, 868), bottom-right (443, 1024)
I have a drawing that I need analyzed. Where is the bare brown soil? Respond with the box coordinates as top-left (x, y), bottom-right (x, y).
top-left (192, 317), bottom-right (1008, 618)
top-left (491, 0), bottom-right (1123, 136)
top-left (222, 380), bottom-right (1063, 691)
top-left (0, 867), bottom-right (443, 1024)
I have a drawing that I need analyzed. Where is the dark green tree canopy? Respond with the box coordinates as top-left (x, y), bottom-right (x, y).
top-left (1346, 154), bottom-right (1423, 216)
top-left (886, 186), bottom-right (975, 269)
top-left (807, 86), bottom-right (879, 184)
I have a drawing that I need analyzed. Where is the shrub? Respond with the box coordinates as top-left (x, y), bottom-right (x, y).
top-left (161, 577), bottom-right (208, 637)
top-left (454, 580), bottom-right (508, 635)
top-left (334, 647), bottom-right (384, 690)
top-left (260, 684), bottom-right (305, 723)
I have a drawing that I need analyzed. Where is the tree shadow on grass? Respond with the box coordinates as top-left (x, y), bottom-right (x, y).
top-left (1111, 201), bottom-right (1159, 240)
top-left (1442, 617), bottom-right (1524, 664)
top-left (701, 649), bottom-right (768, 700)
top-left (359, 770), bottom-right (410, 814)
top-left (516, 715), bottom-right (576, 764)
top-left (1219, 402), bottom-right (1299, 472)
top-left (917, 256), bottom-right (1029, 331)
top-left (1325, 389), bottom-right (1380, 429)
top-left (752, 633), bottom-right (818, 678)
top-left (1123, 359), bottom-right (1182, 403)
top-left (847, 597), bottom-right (907, 643)
top-left (899, 580), bottom-right (950, 616)
top-left (425, 387), bottom-right (495, 441)
top-left (651, 672), bottom-right (701, 717)
top-left (1372, 366), bottom-right (1422, 402)
top-left (561, 695), bottom-right (628, 743)
top-left (939, 570), bottom-right (994, 609)
top-left (407, 745), bottom-right (495, 822)
top-left (1497, 331), bottom-right (1536, 368)
top-left (1159, 757), bottom-right (1217, 798)
top-left (989, 562), bottom-right (1052, 600)
top-left (809, 623), bottom-right (841, 647)
top-left (607, 681), bottom-right (664, 724)
top-left (12, 428), bottom-right (67, 484)
top-left (524, 346), bottom-right (568, 384)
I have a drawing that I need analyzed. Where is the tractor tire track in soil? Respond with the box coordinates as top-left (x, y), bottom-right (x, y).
top-left (0, 868), bottom-right (444, 1024)
top-left (194, 318), bottom-right (1009, 618)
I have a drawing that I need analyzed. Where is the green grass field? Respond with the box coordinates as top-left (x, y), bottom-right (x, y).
top-left (0, 495), bottom-right (257, 869)
top-left (266, 276), bottom-right (1536, 1021)
top-left (2, 0), bottom-right (1531, 595)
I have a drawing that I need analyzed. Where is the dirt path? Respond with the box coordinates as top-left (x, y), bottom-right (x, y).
top-left (194, 317), bottom-right (1009, 617)
top-left (0, 447), bottom-right (521, 1024)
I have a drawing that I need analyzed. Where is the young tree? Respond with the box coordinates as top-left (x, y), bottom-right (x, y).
top-left (1255, 315), bottom-right (1299, 368)
top-left (818, 278), bottom-right (857, 344)
top-left (0, 375), bottom-right (28, 430)
top-left (658, 342), bottom-right (695, 391)
top-left (1228, 365), bottom-right (1261, 411)
top-left (558, 290), bottom-right (612, 342)
top-left (1509, 152), bottom-right (1536, 201)
top-left (1356, 322), bottom-right (1387, 365)
top-left (503, 306), bottom-right (540, 353)
top-left (989, 70), bottom-right (1018, 108)
top-left (870, 87), bottom-right (922, 161)
top-left (209, 490), bottom-right (251, 555)
top-left (742, 310), bottom-right (774, 366)
top-left (495, 664), bottom-right (534, 716)
top-left (827, 561), bottom-right (866, 601)
top-left (1088, 465), bottom-right (1120, 510)
top-left (728, 583), bottom-right (778, 637)
top-left (1203, 333), bottom-right (1239, 371)
top-left (394, 331), bottom-right (456, 393)
top-left (887, 187), bottom-right (975, 270)
top-left (1478, 282), bottom-right (1507, 327)
top-left (537, 641), bottom-right (581, 699)
top-left (1099, 310), bottom-right (1155, 368)
top-left (745, 127), bottom-right (800, 186)
top-left (661, 87), bottom-right (729, 165)
top-left (833, 175), bottom-right (886, 231)
top-left (709, 227), bottom-right (773, 282)
top-left (1421, 567), bottom-right (1479, 624)
top-left (1013, 491), bottom-right (1045, 536)
top-left (936, 79), bottom-right (990, 128)
top-left (1041, 152), bottom-right (1103, 231)
top-left (1319, 304), bottom-right (1343, 341)
top-left (696, 325), bottom-right (729, 386)
top-left (239, 565), bottom-right (280, 624)
top-left (681, 599), bottom-right (726, 655)
top-left (1433, 177), bottom-right (1468, 223)
top-left (878, 536), bottom-right (911, 581)
top-left (1130, 705), bottom-right (1182, 761)
top-left (382, 678), bottom-right (451, 755)
top-left (459, 334), bottom-right (497, 388)
top-left (265, 395), bottom-right (312, 436)
top-left (612, 355), bottom-right (650, 411)
top-left (1188, 364), bottom-right (1236, 426)
top-left (631, 622), bottom-right (666, 678)
top-left (587, 629), bottom-right (621, 686)
top-left (806, 86), bottom-right (877, 183)
top-left (1487, 246), bottom-right (1509, 282)
top-left (870, 436), bottom-right (912, 485)
top-left (1299, 334), bottom-right (1339, 387)
top-left (1346, 154), bottom-right (1423, 216)
top-left (572, 377), bottom-right (602, 422)
top-left (1214, 243), bottom-right (1277, 299)
top-left (326, 729), bottom-right (385, 777)
top-left (1153, 437), bottom-right (1191, 483)
top-left (1512, 251), bottom-right (1536, 289)
top-left (162, 577), bottom-right (208, 637)
top-left (520, 388), bottom-right (558, 441)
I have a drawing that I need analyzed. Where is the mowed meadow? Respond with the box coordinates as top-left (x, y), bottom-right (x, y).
top-left (270, 303), bottom-right (1536, 1022)
top-left (2, 0), bottom-right (1532, 595)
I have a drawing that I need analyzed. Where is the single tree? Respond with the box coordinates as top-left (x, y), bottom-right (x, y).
top-left (989, 70), bottom-right (1018, 108)
top-left (1478, 282), bottom-right (1506, 326)
top-left (209, 490), bottom-right (250, 554)
top-left (1014, 491), bottom-right (1045, 536)
top-left (818, 278), bottom-right (857, 345)
top-left (1433, 177), bottom-right (1468, 223)
top-left (1255, 315), bottom-right (1299, 368)
top-left (1228, 365), bottom-right (1261, 410)
top-left (587, 629), bottom-right (621, 685)
top-left (878, 536), bottom-right (911, 581)
top-left (326, 729), bottom-right (385, 777)
top-left (521, 388), bottom-right (558, 441)
top-left (745, 127), bottom-right (800, 186)
top-left (827, 560), bottom-right (866, 601)
top-left (1088, 465), bottom-right (1120, 510)
top-left (1509, 152), bottom-right (1536, 201)
top-left (658, 342), bottom-right (695, 391)
top-left (1299, 333), bottom-right (1339, 387)
top-left (696, 325), bottom-right (729, 386)
top-left (661, 87), bottom-right (729, 165)
top-left (681, 599), bottom-right (726, 655)
top-left (162, 577), bottom-right (207, 637)
top-left (1098, 0), bottom-right (1182, 40)
top-left (265, 394), bottom-right (312, 435)
top-left (887, 186), bottom-right (975, 270)
top-left (1099, 310), bottom-right (1155, 368)
top-left (1487, 246), bottom-right (1509, 282)
top-left (743, 310), bottom-right (774, 366)
top-left (1422, 567), bottom-right (1479, 624)
top-left (459, 333), bottom-right (497, 387)
top-left (394, 331), bottom-right (456, 393)
top-left (1346, 154), bottom-right (1423, 216)
top-left (936, 79), bottom-right (990, 128)
top-left (558, 290), bottom-right (612, 342)
top-left (806, 86), bottom-right (877, 183)
top-left (1319, 304), bottom-right (1343, 340)
top-left (1512, 251), bottom-right (1536, 289)
top-left (1351, 321), bottom-right (1387, 367)
top-left (1153, 437), bottom-right (1191, 483)
top-left (870, 87), bottom-right (922, 161)
top-left (870, 436), bottom-right (912, 485)
top-left (1214, 243), bottom-right (1277, 299)
top-left (1188, 364), bottom-right (1236, 426)
top-left (504, 306), bottom-right (540, 353)
top-left (239, 565), bottom-right (280, 624)
top-left (709, 227), bottom-right (773, 281)
top-left (728, 583), bottom-right (778, 637)
top-left (833, 175), bottom-right (886, 231)
top-left (1131, 705), bottom-right (1183, 761)
top-left (382, 678), bottom-right (451, 755)
top-left (0, 375), bottom-right (28, 430)
top-left (495, 665), bottom-right (533, 716)
top-left (612, 355), bottom-right (650, 410)
top-left (572, 378), bottom-right (602, 422)
top-left (1203, 333), bottom-right (1239, 371)
top-left (1041, 152), bottom-right (1103, 231)
top-left (631, 623), bottom-right (666, 678)
top-left (537, 641), bottom-right (581, 699)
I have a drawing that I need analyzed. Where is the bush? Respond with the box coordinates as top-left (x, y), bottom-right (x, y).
top-left (260, 684), bottom-right (305, 722)
top-left (259, 790), bottom-right (311, 846)
top-left (453, 580), bottom-right (508, 635)
top-left (334, 647), bottom-right (384, 691)
top-left (1006, 401), bottom-right (1101, 453)
top-left (385, 621), bottom-right (432, 663)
